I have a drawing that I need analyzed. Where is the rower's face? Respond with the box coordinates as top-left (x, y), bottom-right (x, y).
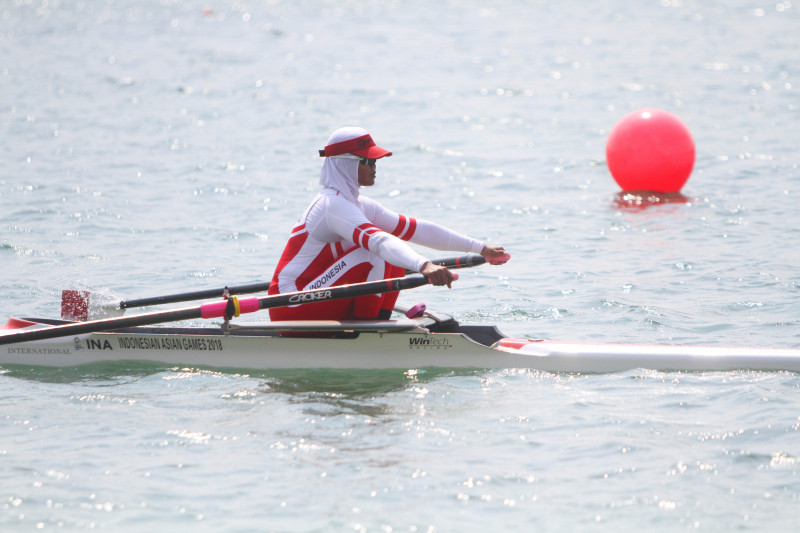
top-left (357, 158), bottom-right (377, 187)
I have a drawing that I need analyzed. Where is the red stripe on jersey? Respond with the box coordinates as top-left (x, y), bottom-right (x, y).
top-left (271, 228), bottom-right (309, 282)
top-left (391, 216), bottom-right (407, 238)
top-left (288, 223), bottom-right (306, 238)
top-left (334, 241), bottom-right (345, 257)
top-left (353, 223), bottom-right (380, 251)
top-left (391, 215), bottom-right (417, 241)
top-left (360, 228), bottom-right (372, 249)
top-left (404, 217), bottom-right (417, 240)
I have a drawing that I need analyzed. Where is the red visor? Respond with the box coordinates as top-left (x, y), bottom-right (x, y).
top-left (319, 134), bottom-right (392, 159)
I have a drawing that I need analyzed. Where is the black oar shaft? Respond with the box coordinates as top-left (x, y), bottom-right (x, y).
top-left (120, 282), bottom-right (270, 309)
top-left (119, 254), bottom-right (486, 309)
top-left (1, 275), bottom-right (432, 346)
top-left (2, 308), bottom-right (203, 345)
top-left (258, 274), bottom-right (428, 312)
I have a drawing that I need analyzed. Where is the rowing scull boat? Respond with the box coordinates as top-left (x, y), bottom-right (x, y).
top-left (3, 309), bottom-right (800, 372)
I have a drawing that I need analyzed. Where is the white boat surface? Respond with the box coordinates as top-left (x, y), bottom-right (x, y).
top-left (2, 309), bottom-right (800, 373)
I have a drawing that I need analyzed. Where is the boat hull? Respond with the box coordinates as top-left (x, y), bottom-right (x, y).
top-left (0, 327), bottom-right (511, 370)
top-left (3, 319), bottom-right (800, 372)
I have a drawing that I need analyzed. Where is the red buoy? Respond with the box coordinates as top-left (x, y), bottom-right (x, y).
top-left (606, 109), bottom-right (695, 193)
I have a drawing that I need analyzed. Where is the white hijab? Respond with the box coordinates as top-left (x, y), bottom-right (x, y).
top-left (319, 126), bottom-right (369, 205)
top-left (319, 156), bottom-right (360, 205)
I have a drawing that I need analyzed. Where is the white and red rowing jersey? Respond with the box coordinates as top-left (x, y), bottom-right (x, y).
top-left (270, 188), bottom-right (485, 294)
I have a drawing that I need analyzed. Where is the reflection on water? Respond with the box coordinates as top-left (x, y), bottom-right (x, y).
top-left (259, 367), bottom-right (482, 398)
top-left (0, 362), bottom-right (482, 401)
top-left (0, 361), bottom-right (171, 384)
top-left (612, 191), bottom-right (692, 211)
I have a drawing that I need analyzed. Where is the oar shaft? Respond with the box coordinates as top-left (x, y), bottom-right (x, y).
top-left (120, 282), bottom-right (270, 309)
top-left (2, 307), bottom-right (203, 345)
top-left (1, 275), bottom-right (433, 346)
top-left (119, 254), bottom-right (485, 309)
top-left (256, 274), bottom-right (431, 312)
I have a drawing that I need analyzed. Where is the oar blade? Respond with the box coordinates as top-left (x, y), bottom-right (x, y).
top-left (61, 290), bottom-right (126, 321)
top-left (61, 290), bottom-right (90, 321)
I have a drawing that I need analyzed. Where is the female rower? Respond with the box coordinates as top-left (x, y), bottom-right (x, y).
top-left (267, 126), bottom-right (509, 321)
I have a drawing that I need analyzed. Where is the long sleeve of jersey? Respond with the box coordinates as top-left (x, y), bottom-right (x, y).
top-left (359, 196), bottom-right (485, 266)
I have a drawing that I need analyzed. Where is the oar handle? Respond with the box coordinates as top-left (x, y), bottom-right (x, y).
top-left (406, 253), bottom-right (486, 274)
